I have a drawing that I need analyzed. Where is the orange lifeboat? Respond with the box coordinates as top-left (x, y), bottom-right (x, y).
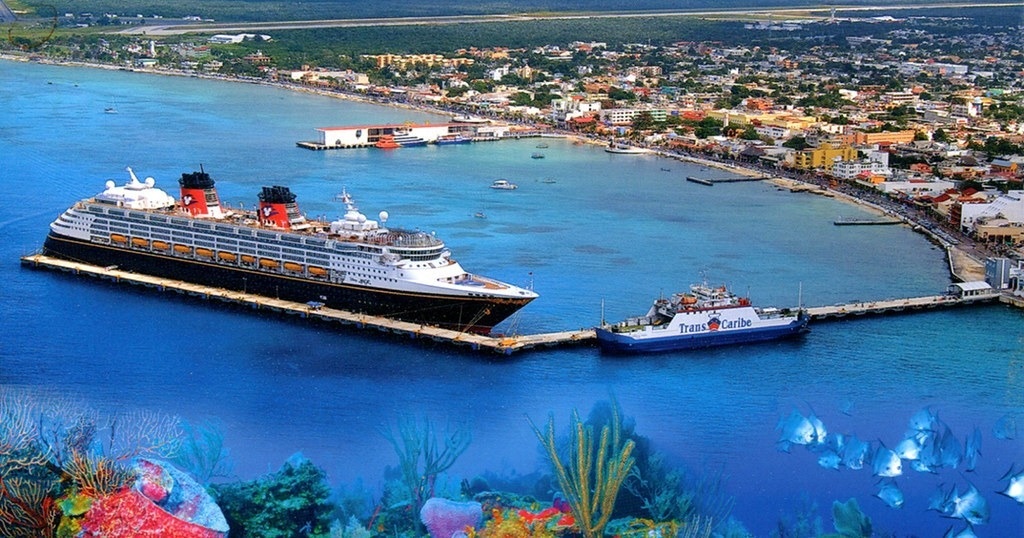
top-left (152, 240), bottom-right (170, 251)
top-left (217, 251), bottom-right (237, 262)
top-left (308, 266), bottom-right (328, 277)
top-left (240, 254), bottom-right (256, 265)
top-left (173, 244), bottom-right (193, 255)
top-left (259, 258), bottom-right (280, 269)
top-left (283, 262), bottom-right (304, 273)
top-left (110, 234), bottom-right (128, 244)
top-left (131, 237), bottom-right (150, 248)
top-left (195, 248), bottom-right (214, 258)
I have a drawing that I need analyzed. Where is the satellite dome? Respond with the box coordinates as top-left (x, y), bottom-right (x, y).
top-left (379, 211), bottom-right (389, 223)
top-left (358, 214), bottom-right (366, 223)
top-left (105, 180), bottom-right (116, 189)
top-left (145, 177), bottom-right (155, 187)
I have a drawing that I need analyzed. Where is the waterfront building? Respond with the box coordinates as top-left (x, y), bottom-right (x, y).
top-left (598, 107), bottom-right (668, 125)
top-left (789, 144), bottom-right (857, 171)
top-left (959, 190), bottom-right (1024, 237)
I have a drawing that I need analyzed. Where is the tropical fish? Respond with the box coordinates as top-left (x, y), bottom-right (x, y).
top-left (993, 413), bottom-right (1017, 440)
top-left (873, 444), bottom-right (903, 478)
top-left (907, 407), bottom-right (938, 434)
top-left (818, 449), bottom-right (841, 470)
top-left (911, 432), bottom-right (941, 473)
top-left (875, 480), bottom-right (904, 509)
top-left (939, 425), bottom-right (963, 469)
top-left (963, 426), bottom-right (981, 472)
top-left (928, 484), bottom-right (953, 513)
top-left (776, 410), bottom-right (825, 451)
top-left (998, 465), bottom-right (1024, 505)
top-left (948, 483), bottom-right (989, 526)
top-left (841, 435), bottom-right (871, 471)
top-left (894, 436), bottom-right (921, 461)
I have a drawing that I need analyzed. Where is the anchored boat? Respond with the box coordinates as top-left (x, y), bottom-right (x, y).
top-left (596, 282), bottom-right (808, 353)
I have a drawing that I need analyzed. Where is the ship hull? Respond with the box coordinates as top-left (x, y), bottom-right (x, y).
top-left (595, 318), bottom-right (808, 353)
top-left (43, 233), bottom-right (530, 333)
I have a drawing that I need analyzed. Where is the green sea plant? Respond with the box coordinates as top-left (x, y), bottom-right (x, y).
top-left (528, 398), bottom-right (635, 538)
top-left (825, 498), bottom-right (872, 538)
top-left (170, 419), bottom-right (234, 485)
top-left (378, 415), bottom-right (472, 533)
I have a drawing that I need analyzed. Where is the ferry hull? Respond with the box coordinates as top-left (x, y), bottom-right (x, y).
top-left (595, 318), bottom-right (808, 353)
top-left (42, 233), bottom-right (531, 333)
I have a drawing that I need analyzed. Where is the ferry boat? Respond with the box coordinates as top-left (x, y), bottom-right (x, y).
top-left (490, 179), bottom-right (518, 190)
top-left (596, 282), bottom-right (808, 353)
top-left (375, 135), bottom-right (401, 149)
top-left (41, 167), bottom-right (538, 333)
top-left (435, 134), bottom-right (471, 145)
top-left (391, 133), bottom-right (427, 147)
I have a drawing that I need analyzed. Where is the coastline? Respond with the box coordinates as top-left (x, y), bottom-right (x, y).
top-left (3, 53), bottom-right (989, 284)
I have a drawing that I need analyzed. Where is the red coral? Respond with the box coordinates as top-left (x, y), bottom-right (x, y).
top-left (80, 490), bottom-right (225, 537)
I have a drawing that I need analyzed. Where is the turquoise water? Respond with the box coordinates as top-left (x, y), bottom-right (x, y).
top-left (1, 60), bottom-right (1021, 535)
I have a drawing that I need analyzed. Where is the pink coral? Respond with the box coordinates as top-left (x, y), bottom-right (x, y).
top-left (420, 497), bottom-right (483, 538)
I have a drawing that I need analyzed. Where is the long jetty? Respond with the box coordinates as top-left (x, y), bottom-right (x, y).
top-left (686, 175), bottom-right (770, 186)
top-left (19, 254), bottom-right (592, 355)
top-left (19, 254), bottom-right (1016, 354)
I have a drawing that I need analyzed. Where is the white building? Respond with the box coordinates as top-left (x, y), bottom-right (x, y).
top-left (960, 190), bottom-right (1024, 232)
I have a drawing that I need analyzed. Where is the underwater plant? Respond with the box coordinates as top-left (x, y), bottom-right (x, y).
top-left (528, 398), bottom-right (635, 538)
top-left (170, 419), bottom-right (235, 486)
top-left (378, 415), bottom-right (472, 534)
top-left (825, 498), bottom-right (872, 538)
top-left (212, 453), bottom-right (334, 538)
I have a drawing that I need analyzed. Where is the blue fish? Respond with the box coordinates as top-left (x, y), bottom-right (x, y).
top-left (998, 465), bottom-right (1024, 505)
top-left (943, 524), bottom-right (978, 538)
top-left (875, 480), bottom-right (904, 509)
top-left (939, 425), bottom-right (963, 469)
top-left (907, 407), bottom-right (938, 434)
top-left (841, 435), bottom-right (871, 471)
top-left (928, 483), bottom-right (953, 513)
top-left (963, 426), bottom-right (981, 472)
top-left (947, 483), bottom-right (989, 526)
top-left (912, 432), bottom-right (942, 473)
top-left (873, 444), bottom-right (903, 478)
top-left (894, 436), bottom-right (921, 461)
top-left (993, 413), bottom-right (1017, 440)
top-left (776, 409), bottom-right (826, 451)
top-left (818, 449), bottom-right (841, 470)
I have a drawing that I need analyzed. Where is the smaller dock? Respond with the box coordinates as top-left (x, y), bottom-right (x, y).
top-left (686, 176), bottom-right (770, 186)
top-left (19, 254), bottom-right (593, 355)
top-left (834, 217), bottom-right (902, 226)
top-left (804, 293), bottom-right (1001, 320)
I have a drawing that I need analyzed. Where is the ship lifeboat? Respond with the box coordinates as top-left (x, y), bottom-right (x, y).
top-left (240, 255), bottom-right (256, 265)
top-left (217, 251), bottom-right (237, 263)
top-left (259, 258), bottom-right (280, 269)
top-left (308, 266), bottom-right (328, 277)
top-left (131, 237), bottom-right (150, 248)
top-left (195, 248), bottom-right (214, 258)
top-left (152, 240), bottom-right (170, 251)
top-left (173, 244), bottom-right (193, 255)
top-left (283, 262), bottom-right (304, 273)
top-left (681, 295), bottom-right (698, 305)
top-left (110, 234), bottom-right (128, 244)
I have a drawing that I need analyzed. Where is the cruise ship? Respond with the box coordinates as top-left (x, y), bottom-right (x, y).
top-left (596, 282), bottom-right (807, 353)
top-left (42, 167), bottom-right (538, 333)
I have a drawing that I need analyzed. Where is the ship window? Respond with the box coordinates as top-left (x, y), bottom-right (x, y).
top-left (257, 231), bottom-right (277, 240)
top-left (281, 235), bottom-right (301, 243)
top-left (215, 225), bottom-right (234, 233)
top-left (107, 209), bottom-right (125, 217)
top-left (173, 232), bottom-right (193, 239)
top-left (195, 240), bottom-right (215, 248)
top-left (151, 233), bottom-right (171, 240)
top-left (149, 215), bottom-right (167, 223)
top-left (170, 217), bottom-right (189, 226)
top-left (238, 247), bottom-right (256, 254)
top-left (193, 222), bottom-right (212, 230)
top-left (217, 238), bottom-right (238, 246)
top-left (282, 247), bottom-right (305, 256)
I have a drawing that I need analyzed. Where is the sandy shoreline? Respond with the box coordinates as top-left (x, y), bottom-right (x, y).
top-left (3, 53), bottom-right (988, 283)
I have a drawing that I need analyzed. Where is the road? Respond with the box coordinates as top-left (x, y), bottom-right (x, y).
top-left (115, 2), bottom-right (1021, 36)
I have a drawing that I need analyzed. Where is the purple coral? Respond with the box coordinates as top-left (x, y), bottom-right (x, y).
top-left (420, 497), bottom-right (482, 538)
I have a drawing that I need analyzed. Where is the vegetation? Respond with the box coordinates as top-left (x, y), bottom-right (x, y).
top-left (528, 398), bottom-right (635, 538)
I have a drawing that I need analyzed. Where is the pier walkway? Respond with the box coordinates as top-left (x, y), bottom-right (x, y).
top-left (19, 254), bottom-right (1015, 354)
top-left (19, 254), bottom-right (592, 355)
top-left (803, 292), bottom-right (1002, 320)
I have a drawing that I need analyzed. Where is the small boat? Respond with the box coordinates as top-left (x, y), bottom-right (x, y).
top-left (596, 281), bottom-right (808, 353)
top-left (661, 168), bottom-right (672, 172)
top-left (375, 135), bottom-right (400, 149)
top-left (490, 180), bottom-right (518, 190)
top-left (104, 107), bottom-right (118, 114)
top-left (535, 143), bottom-right (549, 149)
top-left (531, 153), bottom-right (545, 159)
top-left (474, 211), bottom-right (487, 219)
top-left (541, 178), bottom-right (557, 184)
top-left (392, 133), bottom-right (427, 147)
top-left (435, 134), bottom-right (471, 145)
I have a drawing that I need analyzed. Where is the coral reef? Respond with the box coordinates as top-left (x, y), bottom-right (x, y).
top-left (420, 497), bottom-right (483, 538)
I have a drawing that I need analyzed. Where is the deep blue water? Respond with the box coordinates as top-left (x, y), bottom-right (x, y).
top-left (1, 60), bottom-right (1021, 536)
